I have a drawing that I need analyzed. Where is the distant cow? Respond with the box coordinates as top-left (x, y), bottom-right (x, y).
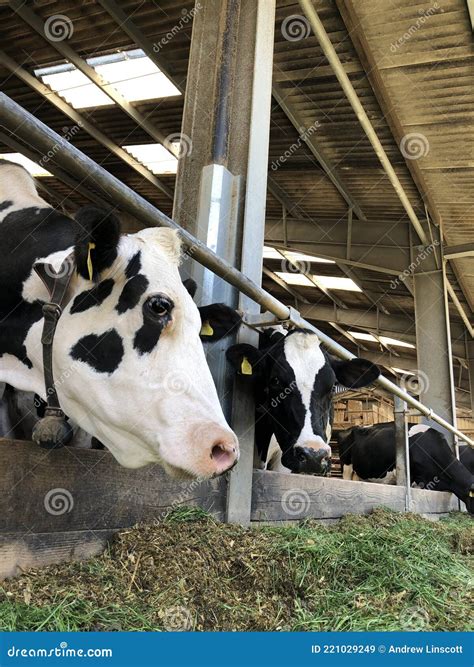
top-left (334, 422), bottom-right (474, 513)
top-left (227, 328), bottom-right (380, 476)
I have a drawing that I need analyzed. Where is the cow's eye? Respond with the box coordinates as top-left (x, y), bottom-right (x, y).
top-left (145, 294), bottom-right (174, 319)
top-left (270, 376), bottom-right (281, 388)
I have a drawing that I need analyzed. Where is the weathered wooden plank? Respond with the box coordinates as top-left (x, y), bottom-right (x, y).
top-left (0, 530), bottom-right (113, 580)
top-left (250, 470), bottom-right (459, 521)
top-left (0, 439), bottom-right (227, 534)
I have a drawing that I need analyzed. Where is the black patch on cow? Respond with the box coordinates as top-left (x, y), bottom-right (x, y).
top-left (70, 278), bottom-right (115, 314)
top-left (133, 320), bottom-right (164, 355)
top-left (70, 329), bottom-right (124, 374)
top-left (125, 251), bottom-right (142, 279)
top-left (0, 204), bottom-right (78, 372)
top-left (116, 274), bottom-right (149, 314)
top-left (0, 200), bottom-right (13, 212)
top-left (0, 300), bottom-right (43, 369)
top-left (74, 207), bottom-right (121, 280)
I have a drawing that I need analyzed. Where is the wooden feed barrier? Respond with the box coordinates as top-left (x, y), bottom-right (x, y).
top-left (0, 438), bottom-right (458, 579)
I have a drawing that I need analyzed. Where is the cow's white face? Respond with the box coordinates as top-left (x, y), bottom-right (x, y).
top-left (25, 225), bottom-right (239, 479)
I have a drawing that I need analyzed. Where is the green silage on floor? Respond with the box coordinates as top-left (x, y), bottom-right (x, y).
top-left (1, 508), bottom-right (472, 631)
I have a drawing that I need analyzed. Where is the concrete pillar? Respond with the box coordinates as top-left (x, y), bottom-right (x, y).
top-left (413, 227), bottom-right (456, 445)
top-left (173, 0), bottom-right (276, 522)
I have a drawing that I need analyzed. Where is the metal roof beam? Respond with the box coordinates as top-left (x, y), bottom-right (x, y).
top-left (272, 82), bottom-right (367, 222)
top-left (0, 50), bottom-right (174, 199)
top-left (9, 0), bottom-right (179, 157)
top-left (0, 131), bottom-right (108, 209)
top-left (300, 0), bottom-right (428, 245)
top-left (98, 0), bottom-right (185, 94)
top-left (444, 243), bottom-right (474, 260)
top-left (334, 0), bottom-right (473, 312)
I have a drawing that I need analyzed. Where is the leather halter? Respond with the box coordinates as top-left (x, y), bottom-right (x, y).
top-left (32, 252), bottom-right (75, 447)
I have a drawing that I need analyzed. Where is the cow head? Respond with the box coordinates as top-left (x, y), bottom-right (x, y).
top-left (28, 207), bottom-right (241, 478)
top-left (227, 329), bottom-right (379, 475)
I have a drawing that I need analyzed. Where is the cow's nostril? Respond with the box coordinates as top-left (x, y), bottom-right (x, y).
top-left (211, 442), bottom-right (237, 469)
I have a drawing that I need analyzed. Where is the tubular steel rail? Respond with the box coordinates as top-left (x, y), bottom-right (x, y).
top-left (0, 92), bottom-right (472, 448)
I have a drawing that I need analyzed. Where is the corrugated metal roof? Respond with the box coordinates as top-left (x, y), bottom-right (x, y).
top-left (0, 0), bottom-right (471, 392)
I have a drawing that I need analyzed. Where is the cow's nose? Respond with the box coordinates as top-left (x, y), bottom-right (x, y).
top-left (196, 424), bottom-right (239, 477)
top-left (210, 436), bottom-right (239, 475)
top-left (292, 446), bottom-right (331, 476)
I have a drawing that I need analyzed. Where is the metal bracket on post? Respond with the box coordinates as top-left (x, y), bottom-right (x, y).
top-left (243, 306), bottom-right (301, 331)
top-left (394, 394), bottom-right (412, 512)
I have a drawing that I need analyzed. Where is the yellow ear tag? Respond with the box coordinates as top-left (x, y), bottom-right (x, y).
top-left (470, 490), bottom-right (474, 498)
top-left (241, 356), bottom-right (253, 375)
top-left (200, 320), bottom-right (214, 337)
top-left (87, 242), bottom-right (96, 281)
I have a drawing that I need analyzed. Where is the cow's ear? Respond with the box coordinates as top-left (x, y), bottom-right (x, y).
top-left (183, 278), bottom-right (198, 298)
top-left (198, 303), bottom-right (242, 341)
top-left (74, 206), bottom-right (121, 281)
top-left (330, 357), bottom-right (380, 388)
top-left (226, 344), bottom-right (262, 377)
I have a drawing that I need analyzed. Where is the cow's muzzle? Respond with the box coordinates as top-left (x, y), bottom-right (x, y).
top-left (283, 446), bottom-right (331, 476)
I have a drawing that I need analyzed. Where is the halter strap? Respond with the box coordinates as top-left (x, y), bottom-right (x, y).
top-left (33, 252), bottom-right (75, 417)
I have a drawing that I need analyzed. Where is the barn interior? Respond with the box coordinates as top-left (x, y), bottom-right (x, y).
top-left (0, 1), bottom-right (473, 473)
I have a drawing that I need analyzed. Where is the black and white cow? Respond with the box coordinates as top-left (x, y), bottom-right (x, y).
top-left (226, 328), bottom-right (380, 475)
top-left (334, 422), bottom-right (474, 513)
top-left (0, 159), bottom-right (241, 479)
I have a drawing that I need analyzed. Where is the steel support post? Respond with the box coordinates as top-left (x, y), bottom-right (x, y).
top-left (394, 394), bottom-right (411, 510)
top-left (172, 0), bottom-right (276, 523)
top-left (413, 229), bottom-right (457, 446)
